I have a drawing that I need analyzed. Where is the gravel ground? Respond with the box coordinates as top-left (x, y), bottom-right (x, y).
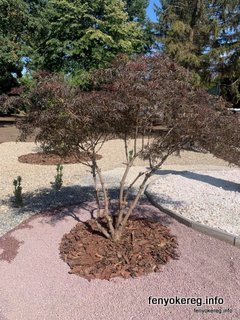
top-left (147, 170), bottom-right (240, 236)
top-left (0, 141), bottom-right (238, 236)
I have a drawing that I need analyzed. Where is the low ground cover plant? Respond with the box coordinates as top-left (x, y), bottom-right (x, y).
top-left (16, 54), bottom-right (240, 279)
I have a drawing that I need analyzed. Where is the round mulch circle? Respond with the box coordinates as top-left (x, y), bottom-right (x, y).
top-left (18, 152), bottom-right (102, 165)
top-left (59, 217), bottom-right (179, 280)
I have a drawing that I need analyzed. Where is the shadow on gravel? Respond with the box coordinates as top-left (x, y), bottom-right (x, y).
top-left (9, 185), bottom-right (101, 214)
top-left (153, 169), bottom-right (240, 192)
top-left (8, 184), bottom-right (173, 228)
top-left (8, 184), bottom-right (136, 215)
top-left (41, 197), bottom-right (173, 231)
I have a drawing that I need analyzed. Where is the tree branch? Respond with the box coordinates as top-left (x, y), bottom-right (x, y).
top-left (95, 163), bottom-right (115, 238)
top-left (117, 149), bottom-right (177, 232)
top-left (116, 152), bottom-right (139, 228)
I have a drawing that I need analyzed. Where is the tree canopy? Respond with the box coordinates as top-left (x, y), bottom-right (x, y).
top-left (155, 0), bottom-right (240, 106)
top-left (17, 54), bottom-right (240, 241)
top-left (0, 0), bottom-right (238, 110)
top-left (0, 0), bottom-right (149, 103)
top-left (30, 0), bottom-right (145, 79)
top-left (125, 0), bottom-right (149, 22)
top-left (0, 0), bottom-right (29, 95)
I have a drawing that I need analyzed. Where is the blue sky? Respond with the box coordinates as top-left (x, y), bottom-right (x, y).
top-left (147, 0), bottom-right (160, 22)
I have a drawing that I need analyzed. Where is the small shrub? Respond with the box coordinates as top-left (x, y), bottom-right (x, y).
top-left (129, 150), bottom-right (133, 161)
top-left (13, 176), bottom-right (23, 207)
top-left (51, 164), bottom-right (63, 191)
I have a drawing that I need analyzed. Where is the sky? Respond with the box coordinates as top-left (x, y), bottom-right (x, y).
top-left (147, 0), bottom-right (160, 22)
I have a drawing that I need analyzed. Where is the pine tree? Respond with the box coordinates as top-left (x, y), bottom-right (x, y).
top-left (156, 1), bottom-right (210, 70)
top-left (208, 0), bottom-right (240, 107)
top-left (156, 0), bottom-right (240, 106)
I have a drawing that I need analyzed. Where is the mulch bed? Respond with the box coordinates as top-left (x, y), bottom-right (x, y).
top-left (18, 152), bottom-right (102, 165)
top-left (59, 217), bottom-right (179, 280)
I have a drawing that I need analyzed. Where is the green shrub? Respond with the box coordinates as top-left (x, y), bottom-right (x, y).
top-left (51, 164), bottom-right (63, 191)
top-left (13, 176), bottom-right (23, 207)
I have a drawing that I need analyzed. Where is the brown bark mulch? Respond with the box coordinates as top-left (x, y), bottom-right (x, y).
top-left (59, 217), bottom-right (179, 281)
top-left (18, 152), bottom-right (102, 165)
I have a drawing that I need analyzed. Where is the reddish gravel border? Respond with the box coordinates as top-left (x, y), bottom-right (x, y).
top-left (0, 202), bottom-right (240, 320)
top-left (18, 152), bottom-right (102, 165)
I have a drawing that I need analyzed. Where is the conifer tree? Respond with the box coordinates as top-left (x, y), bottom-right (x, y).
top-left (125, 0), bottom-right (149, 22)
top-left (0, 0), bottom-right (29, 95)
top-left (156, 0), bottom-right (240, 106)
top-left (31, 0), bottom-right (145, 82)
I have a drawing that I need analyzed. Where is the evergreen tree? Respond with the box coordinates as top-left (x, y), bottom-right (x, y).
top-left (124, 0), bottom-right (155, 53)
top-left (31, 0), bottom-right (144, 83)
top-left (156, 0), bottom-right (240, 106)
top-left (125, 0), bottom-right (149, 22)
top-left (156, 1), bottom-right (213, 75)
top-left (208, 0), bottom-right (240, 107)
top-left (0, 0), bottom-right (29, 95)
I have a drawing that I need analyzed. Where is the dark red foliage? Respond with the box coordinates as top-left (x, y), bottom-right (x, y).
top-left (16, 54), bottom-right (240, 244)
top-left (17, 55), bottom-right (239, 166)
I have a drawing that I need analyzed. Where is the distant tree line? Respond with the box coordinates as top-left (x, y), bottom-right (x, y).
top-left (0, 0), bottom-right (239, 110)
top-left (0, 0), bottom-right (150, 100)
top-left (155, 0), bottom-right (240, 107)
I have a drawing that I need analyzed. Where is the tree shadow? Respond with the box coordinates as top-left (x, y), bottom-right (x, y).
top-left (7, 184), bottom-right (117, 215)
top-left (7, 183), bottom-right (173, 230)
top-left (130, 199), bottom-right (173, 226)
top-left (153, 169), bottom-right (240, 192)
top-left (8, 185), bottom-right (94, 215)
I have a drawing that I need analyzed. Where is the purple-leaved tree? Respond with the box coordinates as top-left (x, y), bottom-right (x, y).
top-left (17, 55), bottom-right (240, 242)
